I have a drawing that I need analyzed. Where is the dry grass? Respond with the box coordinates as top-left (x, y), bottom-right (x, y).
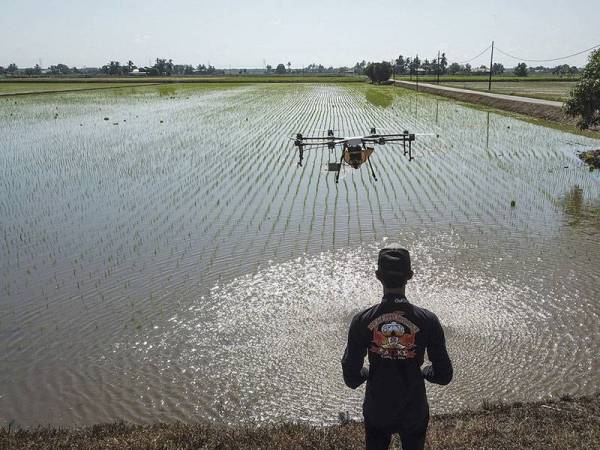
top-left (2, 395), bottom-right (599, 449)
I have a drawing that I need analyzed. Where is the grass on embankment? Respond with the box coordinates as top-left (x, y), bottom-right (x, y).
top-left (2, 394), bottom-right (599, 449)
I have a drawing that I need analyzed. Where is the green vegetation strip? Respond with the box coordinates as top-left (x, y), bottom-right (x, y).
top-left (1, 75), bottom-right (366, 84)
top-left (2, 395), bottom-right (599, 449)
top-left (0, 82), bottom-right (160, 95)
top-left (0, 77), bottom-right (366, 96)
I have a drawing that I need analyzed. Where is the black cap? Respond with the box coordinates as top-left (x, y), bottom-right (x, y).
top-left (377, 247), bottom-right (411, 275)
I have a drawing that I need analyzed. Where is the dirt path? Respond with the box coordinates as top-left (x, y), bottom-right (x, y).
top-left (392, 79), bottom-right (571, 124)
top-left (393, 80), bottom-right (564, 107)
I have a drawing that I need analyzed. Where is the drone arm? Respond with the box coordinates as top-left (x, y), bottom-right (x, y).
top-left (294, 142), bottom-right (341, 149)
top-left (367, 155), bottom-right (378, 182)
top-left (335, 151), bottom-right (344, 184)
top-left (295, 136), bottom-right (342, 141)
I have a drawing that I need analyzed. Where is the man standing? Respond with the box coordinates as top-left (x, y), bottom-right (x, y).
top-left (342, 247), bottom-right (453, 450)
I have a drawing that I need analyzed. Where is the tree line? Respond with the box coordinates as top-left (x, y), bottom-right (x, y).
top-left (356, 50), bottom-right (597, 131)
top-left (0, 60), bottom-right (358, 76)
top-left (0, 57), bottom-right (581, 79)
top-left (100, 59), bottom-right (218, 76)
top-left (354, 53), bottom-right (582, 83)
top-left (0, 59), bottom-right (221, 76)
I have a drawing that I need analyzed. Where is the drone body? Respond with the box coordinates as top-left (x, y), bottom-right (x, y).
top-left (291, 127), bottom-right (419, 183)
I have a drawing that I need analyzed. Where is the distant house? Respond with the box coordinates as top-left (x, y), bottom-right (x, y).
top-left (128, 69), bottom-right (147, 76)
top-left (80, 67), bottom-right (100, 75)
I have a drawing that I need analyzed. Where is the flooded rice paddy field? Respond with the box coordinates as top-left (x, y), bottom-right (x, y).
top-left (1, 83), bottom-right (600, 427)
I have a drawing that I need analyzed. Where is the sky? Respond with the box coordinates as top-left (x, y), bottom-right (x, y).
top-left (1, 0), bottom-right (599, 69)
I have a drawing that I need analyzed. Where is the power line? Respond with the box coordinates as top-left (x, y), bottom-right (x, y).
top-left (455, 45), bottom-right (491, 65)
top-left (494, 44), bottom-right (600, 63)
top-left (402, 41), bottom-right (598, 69)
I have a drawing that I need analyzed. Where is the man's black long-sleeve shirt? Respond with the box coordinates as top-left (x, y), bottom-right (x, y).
top-left (341, 295), bottom-right (452, 427)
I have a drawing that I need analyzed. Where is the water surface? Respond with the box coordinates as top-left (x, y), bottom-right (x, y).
top-left (1, 83), bottom-right (599, 426)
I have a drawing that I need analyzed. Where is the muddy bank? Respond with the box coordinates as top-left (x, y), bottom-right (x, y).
top-left (579, 149), bottom-right (600, 169)
top-left (394, 80), bottom-right (576, 126)
top-left (2, 394), bottom-right (599, 449)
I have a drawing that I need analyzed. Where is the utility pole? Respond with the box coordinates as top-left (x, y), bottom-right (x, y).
top-left (392, 57), bottom-right (395, 82)
top-left (488, 40), bottom-right (494, 92)
top-left (415, 54), bottom-right (419, 92)
top-left (437, 50), bottom-right (440, 84)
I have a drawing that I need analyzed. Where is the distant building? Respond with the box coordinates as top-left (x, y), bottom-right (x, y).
top-left (128, 68), bottom-right (147, 76)
top-left (80, 67), bottom-right (100, 75)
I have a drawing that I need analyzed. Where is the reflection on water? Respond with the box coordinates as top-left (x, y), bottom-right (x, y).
top-left (562, 185), bottom-right (600, 231)
top-left (0, 83), bottom-right (599, 427)
top-left (118, 231), bottom-right (600, 424)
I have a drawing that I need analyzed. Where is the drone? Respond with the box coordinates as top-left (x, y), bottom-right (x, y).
top-left (291, 127), bottom-right (436, 183)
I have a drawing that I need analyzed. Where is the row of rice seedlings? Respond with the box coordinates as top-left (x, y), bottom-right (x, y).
top-left (367, 92), bottom-right (527, 230)
top-left (198, 86), bottom-right (319, 271)
top-left (2, 83), bottom-right (599, 343)
top-left (0, 90), bottom-right (234, 335)
top-left (346, 85), bottom-right (592, 239)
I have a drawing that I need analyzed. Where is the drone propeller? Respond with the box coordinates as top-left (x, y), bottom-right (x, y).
top-left (414, 133), bottom-right (440, 137)
top-left (301, 140), bottom-right (348, 147)
top-left (366, 127), bottom-right (439, 138)
top-left (290, 139), bottom-right (348, 149)
top-left (370, 127), bottom-right (408, 133)
top-left (308, 128), bottom-right (343, 134)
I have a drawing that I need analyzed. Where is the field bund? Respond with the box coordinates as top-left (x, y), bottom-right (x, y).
top-left (393, 79), bottom-right (571, 124)
top-left (1, 83), bottom-right (600, 430)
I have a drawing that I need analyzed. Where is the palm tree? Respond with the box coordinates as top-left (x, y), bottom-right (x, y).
top-left (109, 61), bottom-right (121, 75)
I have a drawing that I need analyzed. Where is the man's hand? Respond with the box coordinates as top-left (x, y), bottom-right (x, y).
top-left (360, 366), bottom-right (370, 381)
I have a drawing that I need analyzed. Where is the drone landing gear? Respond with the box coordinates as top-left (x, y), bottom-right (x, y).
top-left (402, 139), bottom-right (414, 161)
top-left (334, 152), bottom-right (344, 184)
top-left (367, 156), bottom-right (378, 182)
top-left (400, 130), bottom-right (414, 162)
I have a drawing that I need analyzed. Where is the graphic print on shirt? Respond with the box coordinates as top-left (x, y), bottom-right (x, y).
top-left (368, 312), bottom-right (420, 359)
